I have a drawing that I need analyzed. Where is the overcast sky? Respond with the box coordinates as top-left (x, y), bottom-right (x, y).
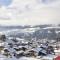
top-left (0, 0), bottom-right (60, 26)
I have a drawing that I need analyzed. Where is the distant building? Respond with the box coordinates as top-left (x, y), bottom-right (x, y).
top-left (0, 33), bottom-right (6, 41)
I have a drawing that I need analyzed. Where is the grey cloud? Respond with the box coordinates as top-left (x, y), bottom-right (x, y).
top-left (37, 0), bottom-right (58, 4)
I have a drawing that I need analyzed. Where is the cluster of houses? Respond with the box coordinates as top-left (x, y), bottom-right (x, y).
top-left (0, 33), bottom-right (60, 60)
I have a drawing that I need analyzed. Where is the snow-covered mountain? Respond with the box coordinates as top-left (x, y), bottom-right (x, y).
top-left (0, 24), bottom-right (60, 40)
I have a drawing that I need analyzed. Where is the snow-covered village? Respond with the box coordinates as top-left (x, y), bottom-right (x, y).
top-left (0, 24), bottom-right (60, 60)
